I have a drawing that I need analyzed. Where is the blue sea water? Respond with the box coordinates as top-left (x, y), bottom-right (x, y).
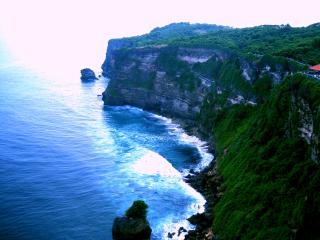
top-left (0, 51), bottom-right (213, 239)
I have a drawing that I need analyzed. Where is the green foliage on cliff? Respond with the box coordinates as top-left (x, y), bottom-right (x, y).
top-left (176, 70), bottom-right (201, 91)
top-left (181, 24), bottom-right (320, 65)
top-left (253, 74), bottom-right (273, 103)
top-left (105, 23), bottom-right (320, 239)
top-left (200, 74), bottom-right (320, 239)
top-left (125, 200), bottom-right (149, 219)
top-left (116, 23), bottom-right (320, 65)
top-left (155, 47), bottom-right (189, 76)
top-left (112, 48), bottom-right (156, 90)
top-left (119, 22), bottom-right (227, 48)
top-left (112, 46), bottom-right (207, 92)
top-left (215, 58), bottom-right (253, 97)
top-left (155, 47), bottom-right (201, 91)
top-left (193, 52), bottom-right (308, 106)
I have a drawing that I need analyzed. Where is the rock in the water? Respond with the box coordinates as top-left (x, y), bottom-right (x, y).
top-left (112, 216), bottom-right (152, 240)
top-left (178, 226), bottom-right (187, 236)
top-left (167, 232), bottom-right (175, 238)
top-left (80, 68), bottom-right (97, 81)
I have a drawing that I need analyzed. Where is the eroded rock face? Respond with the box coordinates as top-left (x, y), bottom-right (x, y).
top-left (80, 68), bottom-right (97, 81)
top-left (177, 47), bottom-right (224, 64)
top-left (112, 217), bottom-right (151, 240)
top-left (101, 39), bottom-right (302, 121)
top-left (292, 96), bottom-right (319, 163)
top-left (102, 46), bottom-right (214, 120)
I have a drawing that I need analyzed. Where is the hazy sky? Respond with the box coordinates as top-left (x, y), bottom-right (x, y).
top-left (0, 0), bottom-right (319, 70)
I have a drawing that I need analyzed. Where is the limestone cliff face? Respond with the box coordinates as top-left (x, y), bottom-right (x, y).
top-left (101, 39), bottom-right (302, 120)
top-left (102, 43), bottom-right (225, 119)
top-left (101, 39), bottom-right (135, 77)
top-left (290, 89), bottom-right (320, 163)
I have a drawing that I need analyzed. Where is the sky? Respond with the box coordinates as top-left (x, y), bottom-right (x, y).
top-left (0, 0), bottom-right (319, 71)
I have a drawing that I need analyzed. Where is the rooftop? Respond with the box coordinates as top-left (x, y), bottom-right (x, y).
top-left (310, 64), bottom-right (320, 71)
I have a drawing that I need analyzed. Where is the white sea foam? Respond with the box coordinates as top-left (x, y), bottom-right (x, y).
top-left (132, 150), bottom-right (206, 239)
top-left (132, 151), bottom-right (181, 177)
top-left (150, 113), bottom-right (214, 173)
top-left (161, 219), bottom-right (195, 240)
top-left (113, 106), bottom-right (213, 239)
top-left (111, 105), bottom-right (144, 113)
top-left (109, 105), bottom-right (214, 173)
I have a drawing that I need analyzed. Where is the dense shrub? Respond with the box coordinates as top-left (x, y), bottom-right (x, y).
top-left (125, 200), bottom-right (148, 219)
top-left (207, 74), bottom-right (320, 240)
top-left (115, 23), bottom-right (320, 65)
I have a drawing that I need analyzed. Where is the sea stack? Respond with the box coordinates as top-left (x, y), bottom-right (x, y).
top-left (80, 68), bottom-right (97, 81)
top-left (112, 200), bottom-right (152, 240)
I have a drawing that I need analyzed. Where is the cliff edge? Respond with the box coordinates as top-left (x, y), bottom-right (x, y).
top-left (101, 23), bottom-right (320, 240)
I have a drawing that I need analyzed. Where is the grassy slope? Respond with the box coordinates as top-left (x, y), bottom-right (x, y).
top-left (171, 25), bottom-right (320, 65)
top-left (118, 23), bottom-right (320, 65)
top-left (202, 74), bottom-right (320, 239)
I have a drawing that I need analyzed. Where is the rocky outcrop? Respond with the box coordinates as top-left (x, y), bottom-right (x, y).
top-left (291, 91), bottom-right (319, 163)
top-left (102, 46), bottom-right (219, 119)
top-left (185, 162), bottom-right (222, 240)
top-left (112, 217), bottom-right (151, 240)
top-left (112, 200), bottom-right (152, 240)
top-left (101, 37), bottom-right (302, 121)
top-left (80, 68), bottom-right (97, 81)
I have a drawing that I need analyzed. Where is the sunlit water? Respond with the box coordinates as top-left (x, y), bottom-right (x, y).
top-left (0, 49), bottom-right (213, 239)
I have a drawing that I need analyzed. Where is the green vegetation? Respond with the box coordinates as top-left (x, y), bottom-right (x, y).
top-left (253, 74), bottom-right (273, 103)
top-left (113, 46), bottom-right (201, 92)
top-left (110, 23), bottom-right (319, 95)
top-left (192, 53), bottom-right (308, 105)
top-left (176, 70), bottom-right (200, 91)
top-left (155, 48), bottom-right (201, 91)
top-left (199, 74), bottom-right (320, 239)
top-left (118, 22), bottom-right (226, 48)
top-left (115, 23), bottom-right (320, 65)
top-left (125, 200), bottom-right (149, 219)
top-left (155, 47), bottom-right (188, 76)
top-left (107, 23), bottom-right (320, 239)
top-left (112, 48), bottom-right (156, 90)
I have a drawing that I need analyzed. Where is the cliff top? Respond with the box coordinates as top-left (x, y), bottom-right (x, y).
top-left (108, 22), bottom-right (320, 65)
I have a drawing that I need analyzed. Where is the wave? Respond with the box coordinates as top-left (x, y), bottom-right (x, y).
top-left (132, 151), bottom-right (181, 177)
top-left (104, 105), bottom-right (213, 239)
top-left (149, 113), bottom-right (214, 173)
top-left (106, 105), bottom-right (214, 173)
top-left (132, 150), bottom-right (206, 239)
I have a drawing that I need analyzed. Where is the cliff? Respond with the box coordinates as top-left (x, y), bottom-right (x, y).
top-left (102, 42), bottom-right (304, 120)
top-left (101, 23), bottom-right (320, 239)
top-left (205, 74), bottom-right (320, 240)
top-left (102, 46), bottom-right (225, 119)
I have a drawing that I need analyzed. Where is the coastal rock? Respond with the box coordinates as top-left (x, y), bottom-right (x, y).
top-left (112, 216), bottom-right (151, 240)
top-left (100, 37), bottom-right (294, 120)
top-left (185, 162), bottom-right (221, 240)
top-left (101, 46), bottom-right (216, 120)
top-left (80, 68), bottom-right (97, 81)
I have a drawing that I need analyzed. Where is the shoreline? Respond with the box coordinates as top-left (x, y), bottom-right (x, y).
top-left (136, 108), bottom-right (217, 239)
top-left (171, 117), bottom-right (221, 240)
top-left (151, 113), bottom-right (221, 239)
top-left (105, 104), bottom-right (220, 239)
top-left (184, 161), bottom-right (221, 240)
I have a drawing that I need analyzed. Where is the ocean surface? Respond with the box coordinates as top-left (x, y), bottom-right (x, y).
top-left (0, 50), bottom-right (213, 239)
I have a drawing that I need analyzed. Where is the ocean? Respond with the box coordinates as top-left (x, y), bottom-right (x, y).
top-left (0, 48), bottom-right (213, 240)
